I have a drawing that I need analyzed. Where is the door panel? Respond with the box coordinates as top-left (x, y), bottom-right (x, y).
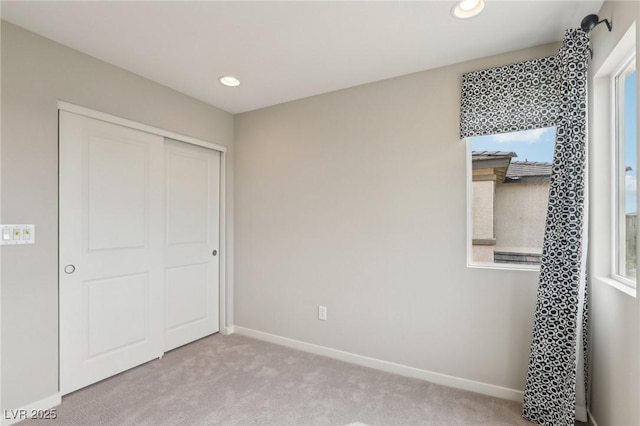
top-left (87, 273), bottom-right (149, 356)
top-left (59, 111), bottom-right (164, 395)
top-left (164, 139), bottom-right (220, 351)
top-left (87, 136), bottom-right (148, 250)
top-left (166, 264), bottom-right (208, 329)
top-left (167, 152), bottom-right (209, 245)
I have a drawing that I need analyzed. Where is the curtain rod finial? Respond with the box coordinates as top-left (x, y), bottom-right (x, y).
top-left (581, 14), bottom-right (612, 33)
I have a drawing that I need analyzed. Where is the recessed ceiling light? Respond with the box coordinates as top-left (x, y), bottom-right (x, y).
top-left (452, 0), bottom-right (485, 19)
top-left (218, 76), bottom-right (240, 87)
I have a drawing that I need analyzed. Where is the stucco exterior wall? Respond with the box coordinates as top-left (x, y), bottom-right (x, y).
top-left (495, 181), bottom-right (550, 254)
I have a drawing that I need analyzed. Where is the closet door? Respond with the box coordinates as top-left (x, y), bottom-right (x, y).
top-left (59, 111), bottom-right (164, 395)
top-left (164, 139), bottom-right (220, 351)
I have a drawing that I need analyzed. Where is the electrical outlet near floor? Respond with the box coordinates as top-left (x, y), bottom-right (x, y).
top-left (318, 305), bottom-right (327, 321)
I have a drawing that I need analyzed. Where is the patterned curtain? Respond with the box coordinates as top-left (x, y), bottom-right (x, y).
top-left (522, 29), bottom-right (590, 426)
top-left (459, 28), bottom-right (591, 426)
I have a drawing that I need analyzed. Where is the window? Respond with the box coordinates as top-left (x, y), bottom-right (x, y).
top-left (592, 22), bottom-right (637, 297)
top-left (467, 127), bottom-right (556, 269)
top-left (613, 54), bottom-right (637, 286)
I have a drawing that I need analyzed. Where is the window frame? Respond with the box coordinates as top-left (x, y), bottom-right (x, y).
top-left (591, 21), bottom-right (637, 298)
top-left (611, 53), bottom-right (637, 289)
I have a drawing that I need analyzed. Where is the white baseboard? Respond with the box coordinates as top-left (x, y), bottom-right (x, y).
top-left (222, 325), bottom-right (235, 335)
top-left (576, 404), bottom-right (587, 422)
top-left (587, 407), bottom-right (599, 426)
top-left (2, 393), bottom-right (61, 426)
top-left (234, 326), bottom-right (524, 403)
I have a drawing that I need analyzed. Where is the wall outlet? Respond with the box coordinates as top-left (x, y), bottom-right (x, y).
top-left (318, 305), bottom-right (327, 321)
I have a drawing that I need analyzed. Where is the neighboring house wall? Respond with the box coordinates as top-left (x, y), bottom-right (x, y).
top-left (472, 178), bottom-right (496, 263)
top-left (235, 42), bottom-right (560, 394)
top-left (470, 154), bottom-right (549, 265)
top-left (0, 21), bottom-right (234, 412)
top-left (588, 1), bottom-right (640, 425)
top-left (494, 181), bottom-right (549, 255)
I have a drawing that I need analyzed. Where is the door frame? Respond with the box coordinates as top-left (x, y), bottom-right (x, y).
top-left (57, 101), bottom-right (232, 339)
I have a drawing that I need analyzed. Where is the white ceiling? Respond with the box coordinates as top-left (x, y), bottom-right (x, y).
top-left (2, 1), bottom-right (604, 114)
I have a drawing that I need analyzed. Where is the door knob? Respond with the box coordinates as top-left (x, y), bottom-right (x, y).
top-left (64, 264), bottom-right (76, 274)
top-left (212, 250), bottom-right (218, 256)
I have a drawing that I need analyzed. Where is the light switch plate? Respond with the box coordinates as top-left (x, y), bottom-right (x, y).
top-left (0, 224), bottom-right (35, 245)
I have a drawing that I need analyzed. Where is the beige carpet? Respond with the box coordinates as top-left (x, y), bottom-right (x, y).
top-left (21, 334), bottom-right (531, 425)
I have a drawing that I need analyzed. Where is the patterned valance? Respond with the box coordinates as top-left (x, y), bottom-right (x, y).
top-left (459, 55), bottom-right (561, 139)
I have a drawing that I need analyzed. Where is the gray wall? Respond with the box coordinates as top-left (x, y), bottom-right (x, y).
top-left (0, 21), bottom-right (234, 410)
top-left (234, 43), bottom-right (560, 392)
top-left (6, 4), bottom-right (638, 420)
top-left (588, 1), bottom-right (640, 425)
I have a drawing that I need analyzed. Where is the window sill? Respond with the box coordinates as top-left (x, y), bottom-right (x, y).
top-left (467, 262), bottom-right (540, 272)
top-left (592, 275), bottom-right (637, 298)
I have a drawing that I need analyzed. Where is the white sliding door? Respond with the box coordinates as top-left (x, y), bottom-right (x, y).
top-left (59, 111), bottom-right (165, 395)
top-left (59, 110), bottom-right (222, 395)
top-left (164, 140), bottom-right (220, 351)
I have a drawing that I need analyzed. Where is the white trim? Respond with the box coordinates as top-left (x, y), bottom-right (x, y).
top-left (1, 393), bottom-right (61, 426)
top-left (587, 407), bottom-right (599, 426)
top-left (467, 262), bottom-right (540, 272)
top-left (57, 101), bottom-right (227, 153)
top-left (593, 22), bottom-right (638, 297)
top-left (611, 272), bottom-right (636, 292)
top-left (609, 47), bottom-right (619, 290)
top-left (218, 151), bottom-right (228, 333)
top-left (234, 326), bottom-right (524, 402)
top-left (576, 404), bottom-right (588, 423)
top-left (611, 52), bottom-right (637, 287)
top-left (593, 275), bottom-right (637, 298)
top-left (594, 22), bottom-right (636, 79)
top-left (222, 326), bottom-right (235, 335)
